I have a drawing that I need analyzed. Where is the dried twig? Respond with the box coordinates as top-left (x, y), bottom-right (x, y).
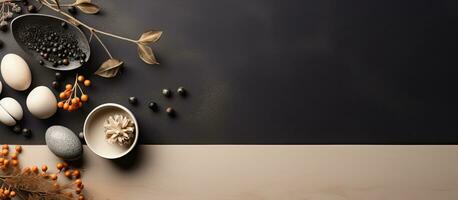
top-left (37, 0), bottom-right (162, 78)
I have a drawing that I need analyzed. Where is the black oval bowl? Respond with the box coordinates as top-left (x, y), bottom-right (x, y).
top-left (11, 14), bottom-right (90, 71)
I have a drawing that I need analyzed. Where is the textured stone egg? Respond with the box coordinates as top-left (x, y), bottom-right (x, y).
top-left (46, 125), bottom-right (83, 160)
top-left (26, 86), bottom-right (57, 119)
top-left (0, 53), bottom-right (32, 91)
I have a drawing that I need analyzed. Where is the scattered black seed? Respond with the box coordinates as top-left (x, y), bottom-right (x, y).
top-left (22, 128), bottom-right (32, 137)
top-left (52, 81), bottom-right (59, 89)
top-left (162, 89), bottom-right (172, 97)
top-left (39, 60), bottom-right (44, 65)
top-left (27, 5), bottom-right (36, 13)
top-left (148, 101), bottom-right (158, 111)
top-left (128, 97), bottom-right (138, 105)
top-left (177, 87), bottom-right (186, 97)
top-left (61, 22), bottom-right (67, 28)
top-left (55, 72), bottom-right (62, 80)
top-left (18, 24), bottom-right (87, 68)
top-left (12, 125), bottom-right (21, 133)
top-left (166, 107), bottom-right (175, 117)
top-left (0, 40), bottom-right (3, 49)
top-left (68, 6), bottom-right (77, 14)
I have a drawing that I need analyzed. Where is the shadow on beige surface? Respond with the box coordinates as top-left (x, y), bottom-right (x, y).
top-left (18, 145), bottom-right (458, 200)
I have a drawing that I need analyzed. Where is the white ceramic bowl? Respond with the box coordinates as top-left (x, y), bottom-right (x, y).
top-left (83, 103), bottom-right (138, 159)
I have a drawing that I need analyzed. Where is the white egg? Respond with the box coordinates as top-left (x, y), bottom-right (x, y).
top-left (0, 97), bottom-right (23, 121)
top-left (26, 86), bottom-right (57, 119)
top-left (1, 53), bottom-right (32, 91)
top-left (0, 105), bottom-right (16, 126)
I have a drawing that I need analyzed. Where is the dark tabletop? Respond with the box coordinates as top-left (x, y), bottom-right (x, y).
top-left (1, 0), bottom-right (458, 144)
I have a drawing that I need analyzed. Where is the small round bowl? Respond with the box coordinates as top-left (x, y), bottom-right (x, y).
top-left (11, 14), bottom-right (90, 71)
top-left (83, 103), bottom-right (138, 159)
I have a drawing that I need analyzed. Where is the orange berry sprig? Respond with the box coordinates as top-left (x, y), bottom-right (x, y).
top-left (1, 145), bottom-right (87, 200)
top-left (57, 74), bottom-right (91, 112)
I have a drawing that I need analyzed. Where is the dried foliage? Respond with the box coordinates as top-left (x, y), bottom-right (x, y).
top-left (94, 58), bottom-right (123, 78)
top-left (2, 0), bottom-right (162, 78)
top-left (37, 0), bottom-right (162, 78)
top-left (0, 145), bottom-right (86, 200)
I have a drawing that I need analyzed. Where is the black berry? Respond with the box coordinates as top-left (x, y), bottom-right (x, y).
top-left (148, 101), bottom-right (158, 111)
top-left (27, 5), bottom-right (36, 13)
top-left (177, 87), bottom-right (186, 97)
top-left (52, 81), bottom-right (59, 89)
top-left (162, 89), bottom-right (171, 98)
top-left (55, 72), bottom-right (62, 80)
top-left (0, 22), bottom-right (8, 32)
top-left (128, 97), bottom-right (138, 105)
top-left (12, 125), bottom-right (21, 133)
top-left (166, 107), bottom-right (175, 117)
top-left (68, 6), bottom-right (77, 14)
top-left (22, 128), bottom-right (32, 137)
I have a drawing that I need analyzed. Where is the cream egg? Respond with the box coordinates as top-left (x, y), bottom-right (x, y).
top-left (26, 86), bottom-right (57, 119)
top-left (1, 53), bottom-right (32, 91)
top-left (0, 97), bottom-right (23, 121)
top-left (0, 105), bottom-right (17, 126)
top-left (0, 97), bottom-right (23, 126)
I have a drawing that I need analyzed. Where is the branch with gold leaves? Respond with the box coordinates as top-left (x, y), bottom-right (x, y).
top-left (37, 0), bottom-right (163, 78)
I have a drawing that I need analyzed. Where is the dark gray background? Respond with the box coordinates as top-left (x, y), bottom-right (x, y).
top-left (1, 0), bottom-right (458, 144)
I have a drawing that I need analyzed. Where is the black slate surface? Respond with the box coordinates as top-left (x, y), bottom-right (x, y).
top-left (1, 0), bottom-right (458, 144)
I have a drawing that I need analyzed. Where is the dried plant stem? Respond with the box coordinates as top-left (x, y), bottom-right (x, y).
top-left (39, 0), bottom-right (139, 44)
top-left (92, 31), bottom-right (113, 58)
top-left (39, 0), bottom-right (140, 62)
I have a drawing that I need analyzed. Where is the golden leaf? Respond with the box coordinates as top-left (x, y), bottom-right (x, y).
top-left (137, 44), bottom-right (158, 64)
top-left (138, 31), bottom-right (162, 45)
top-left (75, 2), bottom-right (100, 14)
top-left (74, 0), bottom-right (91, 4)
top-left (94, 58), bottom-right (124, 78)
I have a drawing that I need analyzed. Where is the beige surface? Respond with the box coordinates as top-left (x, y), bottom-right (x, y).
top-left (15, 145), bottom-right (458, 200)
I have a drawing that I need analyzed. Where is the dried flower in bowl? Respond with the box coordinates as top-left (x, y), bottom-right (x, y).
top-left (104, 114), bottom-right (135, 146)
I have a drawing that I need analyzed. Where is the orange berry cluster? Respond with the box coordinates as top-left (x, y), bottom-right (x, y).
top-left (1, 144), bottom-right (86, 200)
top-left (57, 75), bottom-right (90, 112)
top-left (0, 145), bottom-right (21, 200)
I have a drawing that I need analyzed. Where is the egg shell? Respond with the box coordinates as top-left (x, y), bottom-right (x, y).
top-left (26, 86), bottom-right (57, 119)
top-left (0, 105), bottom-right (16, 126)
top-left (46, 125), bottom-right (83, 160)
top-left (0, 81), bottom-right (2, 95)
top-left (1, 53), bottom-right (32, 91)
top-left (0, 97), bottom-right (23, 121)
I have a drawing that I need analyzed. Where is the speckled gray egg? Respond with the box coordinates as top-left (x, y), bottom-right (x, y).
top-left (45, 125), bottom-right (83, 160)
